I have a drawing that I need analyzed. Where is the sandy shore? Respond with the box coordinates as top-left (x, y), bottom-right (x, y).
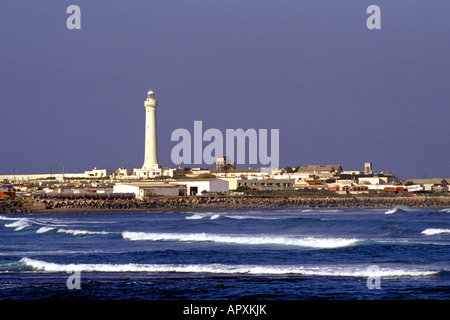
top-left (1, 195), bottom-right (449, 213)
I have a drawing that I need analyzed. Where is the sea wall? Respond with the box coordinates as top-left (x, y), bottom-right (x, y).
top-left (1, 195), bottom-right (450, 213)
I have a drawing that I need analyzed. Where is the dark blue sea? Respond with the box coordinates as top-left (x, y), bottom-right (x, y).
top-left (1, 207), bottom-right (449, 301)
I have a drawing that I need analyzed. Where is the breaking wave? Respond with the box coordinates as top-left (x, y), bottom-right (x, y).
top-left (122, 232), bottom-right (359, 248)
top-left (36, 226), bottom-right (55, 234)
top-left (0, 215), bottom-right (21, 221)
top-left (4, 218), bottom-right (33, 231)
top-left (186, 213), bottom-right (222, 220)
top-left (56, 228), bottom-right (111, 236)
top-left (18, 258), bottom-right (440, 277)
top-left (186, 211), bottom-right (330, 221)
top-left (1, 216), bottom-right (68, 232)
top-left (186, 213), bottom-right (206, 220)
top-left (224, 215), bottom-right (288, 220)
top-left (421, 228), bottom-right (450, 236)
top-left (385, 206), bottom-right (411, 215)
top-left (0, 216), bottom-right (113, 236)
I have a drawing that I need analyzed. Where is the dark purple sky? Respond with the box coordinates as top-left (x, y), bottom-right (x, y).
top-left (1, 1), bottom-right (449, 179)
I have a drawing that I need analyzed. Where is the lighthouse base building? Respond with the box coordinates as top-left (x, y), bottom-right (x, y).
top-left (133, 167), bottom-right (174, 179)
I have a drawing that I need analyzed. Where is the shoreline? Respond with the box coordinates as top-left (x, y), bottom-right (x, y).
top-left (1, 195), bottom-right (449, 214)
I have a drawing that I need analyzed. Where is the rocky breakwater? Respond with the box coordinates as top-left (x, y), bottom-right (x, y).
top-left (218, 195), bottom-right (450, 209)
top-left (0, 200), bottom-right (31, 213)
top-left (1, 195), bottom-right (449, 213)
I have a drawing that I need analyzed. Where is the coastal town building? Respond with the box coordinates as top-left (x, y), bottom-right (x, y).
top-left (84, 168), bottom-right (114, 178)
top-left (272, 170), bottom-right (311, 181)
top-left (173, 179), bottom-right (229, 196)
top-left (237, 178), bottom-right (295, 191)
top-left (114, 167), bottom-right (133, 178)
top-left (113, 178), bottom-right (229, 198)
top-left (113, 182), bottom-right (183, 199)
top-left (217, 177), bottom-right (240, 191)
top-left (133, 167), bottom-right (175, 179)
top-left (328, 182), bottom-right (369, 195)
top-left (296, 165), bottom-right (343, 180)
top-left (357, 175), bottom-right (398, 186)
top-left (404, 179), bottom-right (449, 192)
top-left (296, 178), bottom-right (329, 190)
top-left (364, 162), bottom-right (373, 174)
top-left (212, 168), bottom-right (268, 179)
top-left (0, 186), bottom-right (16, 199)
top-left (405, 178), bottom-right (448, 187)
top-left (215, 156), bottom-right (235, 171)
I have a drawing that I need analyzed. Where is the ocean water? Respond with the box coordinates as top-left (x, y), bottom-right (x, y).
top-left (0, 207), bottom-right (449, 300)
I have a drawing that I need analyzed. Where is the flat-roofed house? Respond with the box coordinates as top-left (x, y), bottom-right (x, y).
top-left (405, 178), bottom-right (449, 192)
top-left (113, 182), bottom-right (182, 199)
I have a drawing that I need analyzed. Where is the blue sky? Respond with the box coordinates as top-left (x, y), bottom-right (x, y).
top-left (0, 1), bottom-right (449, 179)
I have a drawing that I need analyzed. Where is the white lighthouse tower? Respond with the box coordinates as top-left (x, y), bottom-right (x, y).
top-left (133, 89), bottom-right (174, 178)
top-left (142, 89), bottom-right (160, 170)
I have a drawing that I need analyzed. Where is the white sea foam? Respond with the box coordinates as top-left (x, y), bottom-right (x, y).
top-left (224, 213), bottom-right (299, 220)
top-left (19, 258), bottom-right (439, 277)
top-left (0, 215), bottom-right (21, 221)
top-left (36, 226), bottom-right (55, 234)
top-left (122, 232), bottom-right (359, 248)
top-left (225, 215), bottom-right (281, 220)
top-left (385, 206), bottom-right (418, 215)
top-left (4, 218), bottom-right (32, 231)
top-left (421, 228), bottom-right (450, 236)
top-left (32, 218), bottom-right (68, 227)
top-left (186, 213), bottom-right (222, 220)
top-left (224, 215), bottom-right (248, 220)
top-left (186, 214), bottom-right (205, 220)
top-left (2, 215), bottom-right (111, 235)
top-left (385, 207), bottom-right (400, 215)
top-left (57, 228), bottom-right (111, 236)
top-left (1, 216), bottom-right (69, 232)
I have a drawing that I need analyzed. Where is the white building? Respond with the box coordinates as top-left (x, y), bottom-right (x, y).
top-left (358, 176), bottom-right (397, 185)
top-left (171, 179), bottom-right (229, 196)
top-left (113, 179), bottom-right (229, 198)
top-left (329, 182), bottom-right (370, 194)
top-left (133, 167), bottom-right (175, 178)
top-left (84, 168), bottom-right (114, 178)
top-left (212, 168), bottom-right (268, 179)
top-left (113, 182), bottom-right (182, 199)
top-left (114, 167), bottom-right (133, 177)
